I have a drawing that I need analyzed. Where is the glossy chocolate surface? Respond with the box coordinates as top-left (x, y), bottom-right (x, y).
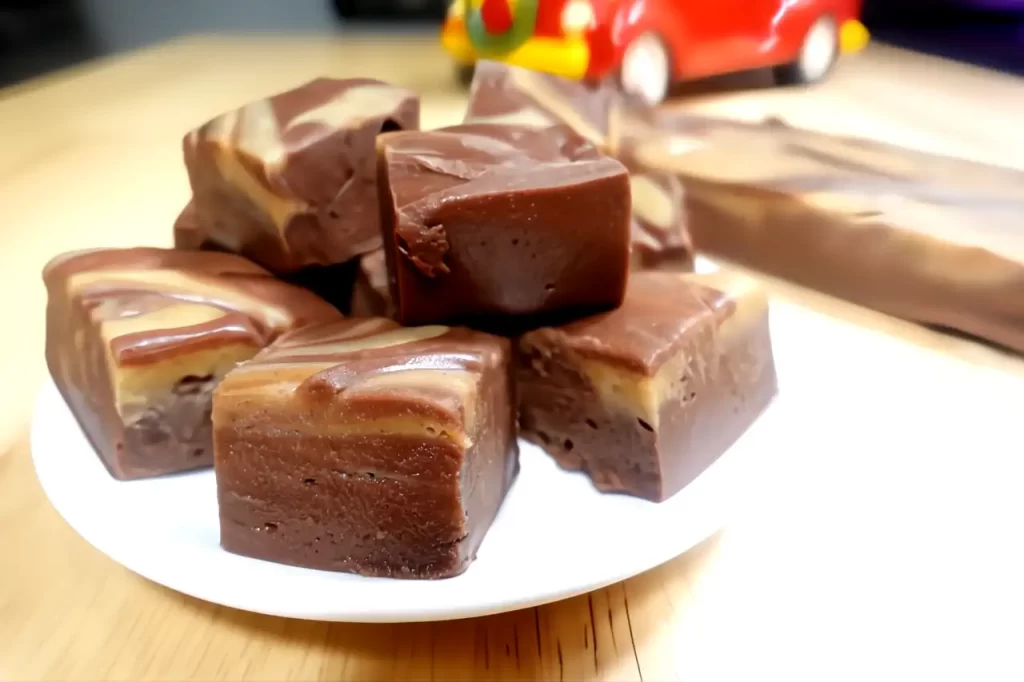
top-left (43, 247), bottom-right (340, 480)
top-left (377, 123), bottom-right (631, 329)
top-left (466, 62), bottom-right (692, 272)
top-left (518, 271), bottom-right (777, 502)
top-left (213, 318), bottom-right (518, 578)
top-left (183, 77), bottom-right (420, 274)
top-left (625, 113), bottom-right (1024, 351)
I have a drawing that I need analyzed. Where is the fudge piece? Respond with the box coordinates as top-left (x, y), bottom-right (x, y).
top-left (518, 271), bottom-right (777, 502)
top-left (377, 123), bottom-right (631, 328)
top-left (183, 77), bottom-right (420, 276)
top-left (629, 170), bottom-right (693, 272)
top-left (625, 113), bottom-right (1024, 352)
top-left (350, 249), bottom-right (393, 318)
top-left (43, 248), bottom-right (340, 480)
top-left (465, 63), bottom-right (692, 272)
top-left (213, 318), bottom-right (518, 578)
top-left (464, 60), bottom-right (624, 152)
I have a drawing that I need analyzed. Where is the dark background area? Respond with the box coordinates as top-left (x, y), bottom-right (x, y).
top-left (0, 0), bottom-right (1021, 89)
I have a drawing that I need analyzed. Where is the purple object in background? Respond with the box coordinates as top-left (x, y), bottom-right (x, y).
top-left (957, 1), bottom-right (1024, 8)
top-left (864, 0), bottom-right (1024, 76)
top-left (871, 0), bottom-right (1024, 8)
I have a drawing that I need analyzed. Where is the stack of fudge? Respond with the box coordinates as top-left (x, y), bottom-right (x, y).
top-left (43, 63), bottom-right (777, 579)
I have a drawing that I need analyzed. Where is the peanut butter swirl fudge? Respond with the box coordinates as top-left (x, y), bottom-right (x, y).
top-left (182, 77), bottom-right (420, 276)
top-left (44, 248), bottom-right (340, 480)
top-left (464, 60), bottom-right (623, 150)
top-left (518, 271), bottom-right (777, 502)
top-left (626, 113), bottom-right (1024, 352)
top-left (212, 318), bottom-right (518, 578)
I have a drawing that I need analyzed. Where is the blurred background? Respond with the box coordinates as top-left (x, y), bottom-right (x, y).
top-left (0, 0), bottom-right (1021, 88)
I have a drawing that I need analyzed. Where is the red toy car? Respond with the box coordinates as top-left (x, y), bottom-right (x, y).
top-left (442, 0), bottom-right (869, 104)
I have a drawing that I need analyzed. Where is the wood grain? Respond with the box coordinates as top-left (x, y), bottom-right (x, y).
top-left (2, 34), bottom-right (1024, 681)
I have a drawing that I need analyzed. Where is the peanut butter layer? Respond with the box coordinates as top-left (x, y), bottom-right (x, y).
top-left (183, 77), bottom-right (420, 274)
top-left (625, 113), bottom-right (1024, 352)
top-left (212, 318), bottom-right (518, 579)
top-left (43, 247), bottom-right (340, 480)
top-left (518, 271), bottom-right (777, 502)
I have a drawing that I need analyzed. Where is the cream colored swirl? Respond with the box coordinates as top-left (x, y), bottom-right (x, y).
top-left (193, 81), bottom-right (413, 237)
top-left (216, 320), bottom-right (496, 439)
top-left (286, 83), bottom-right (411, 131)
top-left (68, 268), bottom-right (294, 329)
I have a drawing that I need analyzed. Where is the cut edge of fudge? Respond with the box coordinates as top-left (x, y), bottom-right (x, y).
top-left (212, 318), bottom-right (519, 579)
top-left (517, 270), bottom-right (777, 501)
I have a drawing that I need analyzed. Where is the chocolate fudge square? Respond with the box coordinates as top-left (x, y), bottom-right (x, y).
top-left (183, 77), bottom-right (420, 275)
top-left (377, 123), bottom-right (631, 329)
top-left (518, 271), bottom-right (777, 502)
top-left (43, 248), bottom-right (340, 480)
top-left (213, 318), bottom-right (519, 578)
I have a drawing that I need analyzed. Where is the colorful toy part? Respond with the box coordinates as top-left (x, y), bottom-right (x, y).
top-left (443, 0), bottom-right (591, 81)
top-left (441, 0), bottom-right (870, 105)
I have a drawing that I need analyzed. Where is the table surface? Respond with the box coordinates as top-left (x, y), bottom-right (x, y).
top-left (3, 34), bottom-right (1024, 682)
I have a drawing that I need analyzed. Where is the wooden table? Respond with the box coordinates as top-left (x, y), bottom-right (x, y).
top-left (2, 35), bottom-right (1023, 681)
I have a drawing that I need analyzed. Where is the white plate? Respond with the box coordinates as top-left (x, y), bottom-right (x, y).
top-left (31, 367), bottom-right (776, 622)
top-left (37, 282), bottom-right (1016, 624)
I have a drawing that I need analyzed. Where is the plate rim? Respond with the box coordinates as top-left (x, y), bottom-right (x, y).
top-left (30, 376), bottom-right (751, 623)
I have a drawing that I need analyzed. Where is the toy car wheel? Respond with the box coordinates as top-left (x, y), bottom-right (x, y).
top-left (455, 63), bottom-right (476, 88)
top-left (620, 33), bottom-right (671, 106)
top-left (774, 15), bottom-right (838, 85)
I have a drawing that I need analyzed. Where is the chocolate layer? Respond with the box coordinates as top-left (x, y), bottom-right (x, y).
top-left (518, 271), bottom-right (777, 502)
top-left (377, 123), bottom-right (631, 329)
top-left (43, 247), bottom-right (340, 480)
top-left (183, 77), bottom-right (420, 274)
top-left (213, 318), bottom-right (518, 578)
top-left (625, 113), bottom-right (1024, 352)
top-left (465, 62), bottom-right (692, 271)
